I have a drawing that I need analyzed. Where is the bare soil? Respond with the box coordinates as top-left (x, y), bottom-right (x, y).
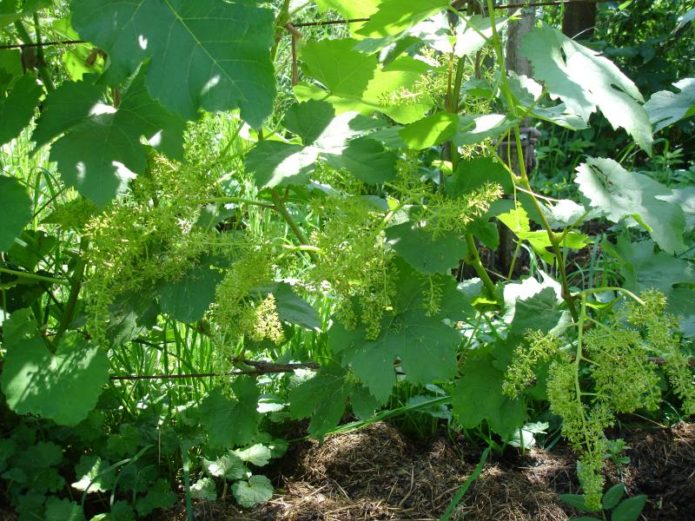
top-left (167, 421), bottom-right (695, 521)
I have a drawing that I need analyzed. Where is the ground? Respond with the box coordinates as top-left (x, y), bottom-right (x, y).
top-left (164, 421), bottom-right (695, 521)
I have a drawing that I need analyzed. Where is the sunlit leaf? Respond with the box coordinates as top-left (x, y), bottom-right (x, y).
top-left (645, 78), bottom-right (695, 131)
top-left (576, 157), bottom-right (685, 253)
top-left (522, 24), bottom-right (652, 153)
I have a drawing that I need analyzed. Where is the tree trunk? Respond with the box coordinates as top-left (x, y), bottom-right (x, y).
top-left (562, 1), bottom-right (598, 40)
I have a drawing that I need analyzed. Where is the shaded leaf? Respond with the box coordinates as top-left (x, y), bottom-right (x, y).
top-left (451, 352), bottom-right (527, 437)
top-left (0, 176), bottom-right (32, 251)
top-left (158, 263), bottom-right (222, 323)
top-left (0, 75), bottom-right (42, 146)
top-left (72, 0), bottom-right (276, 127)
top-left (48, 72), bottom-right (186, 205)
top-left (387, 222), bottom-right (467, 274)
top-left (1, 334), bottom-right (109, 425)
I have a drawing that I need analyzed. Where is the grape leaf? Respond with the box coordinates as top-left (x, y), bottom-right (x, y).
top-left (0, 177), bottom-right (32, 251)
top-left (301, 39), bottom-right (377, 99)
top-left (386, 222), bottom-right (467, 274)
top-left (289, 364), bottom-right (352, 437)
top-left (48, 72), bottom-right (186, 205)
top-left (298, 47), bottom-right (434, 124)
top-left (158, 263), bottom-right (222, 323)
top-left (282, 100), bottom-right (336, 145)
top-left (314, 0), bottom-right (380, 20)
top-left (645, 78), bottom-right (695, 131)
top-left (610, 238), bottom-right (695, 297)
top-left (399, 112), bottom-right (458, 150)
top-left (358, 0), bottom-right (448, 38)
top-left (232, 475), bottom-right (273, 508)
top-left (32, 81), bottom-right (104, 148)
top-left (522, 24), bottom-right (652, 153)
top-left (245, 141), bottom-right (317, 189)
top-left (329, 270), bottom-right (464, 402)
top-left (447, 157), bottom-right (513, 196)
top-left (453, 114), bottom-right (517, 146)
top-left (0, 334), bottom-right (109, 426)
top-left (576, 157), bottom-right (685, 254)
top-left (198, 379), bottom-right (259, 449)
top-left (0, 75), bottom-right (42, 146)
top-left (498, 206), bottom-right (590, 263)
top-left (247, 106), bottom-right (396, 187)
top-left (330, 137), bottom-right (397, 184)
top-left (72, 0), bottom-right (276, 127)
top-left (259, 283), bottom-right (320, 330)
top-left (451, 352), bottom-right (527, 437)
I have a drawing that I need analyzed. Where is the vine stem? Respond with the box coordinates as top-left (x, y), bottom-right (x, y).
top-left (53, 238), bottom-right (88, 345)
top-left (190, 196), bottom-right (275, 208)
top-left (465, 234), bottom-right (497, 296)
top-left (485, 0), bottom-right (579, 321)
top-left (443, 43), bottom-right (497, 298)
top-left (270, 188), bottom-right (318, 262)
top-left (0, 266), bottom-right (70, 286)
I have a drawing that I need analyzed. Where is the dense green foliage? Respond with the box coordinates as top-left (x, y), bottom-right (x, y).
top-left (1, 1), bottom-right (694, 519)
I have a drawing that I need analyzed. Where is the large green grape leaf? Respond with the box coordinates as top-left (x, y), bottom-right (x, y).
top-left (447, 157), bottom-right (513, 196)
top-left (32, 81), bottom-right (104, 148)
top-left (245, 141), bottom-right (317, 189)
top-left (386, 222), bottom-right (467, 274)
top-left (0, 75), bottom-right (42, 146)
top-left (46, 72), bottom-right (186, 205)
top-left (262, 283), bottom-right (321, 330)
top-left (451, 352), bottom-right (527, 438)
top-left (329, 266), bottom-right (466, 402)
top-left (197, 379), bottom-right (259, 449)
top-left (645, 78), bottom-right (695, 132)
top-left (0, 177), bottom-right (32, 251)
top-left (282, 100), bottom-right (336, 146)
top-left (314, 0), bottom-right (380, 20)
top-left (298, 45), bottom-right (433, 124)
top-left (71, 0), bottom-right (276, 127)
top-left (398, 112), bottom-right (458, 150)
top-left (522, 24), bottom-right (652, 153)
top-left (289, 364), bottom-right (353, 438)
top-left (355, 0), bottom-right (449, 45)
top-left (332, 137), bottom-right (397, 183)
top-left (0, 334), bottom-right (109, 426)
top-left (576, 157), bottom-right (685, 254)
top-left (301, 39), bottom-right (377, 99)
top-left (158, 263), bottom-right (222, 323)
top-left (246, 104), bottom-right (396, 187)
